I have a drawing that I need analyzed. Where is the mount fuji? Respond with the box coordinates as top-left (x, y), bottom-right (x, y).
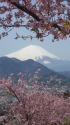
top-left (6, 45), bottom-right (60, 62)
top-left (6, 45), bottom-right (70, 72)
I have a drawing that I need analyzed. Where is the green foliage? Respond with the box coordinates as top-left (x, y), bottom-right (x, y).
top-left (62, 118), bottom-right (70, 125)
top-left (63, 91), bottom-right (70, 99)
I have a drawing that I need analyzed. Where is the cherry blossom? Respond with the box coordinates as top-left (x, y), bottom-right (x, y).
top-left (0, 75), bottom-right (70, 125)
top-left (0, 0), bottom-right (70, 40)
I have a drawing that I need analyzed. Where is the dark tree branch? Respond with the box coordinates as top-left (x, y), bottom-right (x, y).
top-left (7, 86), bottom-right (20, 102)
top-left (52, 23), bottom-right (62, 31)
top-left (0, 0), bottom-right (62, 31)
top-left (8, 0), bottom-right (62, 31)
top-left (8, 0), bottom-right (40, 21)
top-left (0, 25), bottom-right (26, 27)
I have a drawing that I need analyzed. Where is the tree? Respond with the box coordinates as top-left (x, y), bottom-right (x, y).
top-left (0, 75), bottom-right (70, 125)
top-left (0, 0), bottom-right (70, 41)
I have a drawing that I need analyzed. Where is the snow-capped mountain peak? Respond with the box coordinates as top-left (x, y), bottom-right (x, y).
top-left (6, 45), bottom-right (61, 63)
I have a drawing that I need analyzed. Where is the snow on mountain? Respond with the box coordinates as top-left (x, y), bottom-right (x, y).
top-left (6, 45), bottom-right (61, 64)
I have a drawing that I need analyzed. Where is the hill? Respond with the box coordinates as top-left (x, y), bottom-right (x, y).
top-left (59, 71), bottom-right (70, 79)
top-left (0, 57), bottom-right (70, 91)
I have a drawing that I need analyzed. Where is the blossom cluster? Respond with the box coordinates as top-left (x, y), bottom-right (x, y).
top-left (0, 74), bottom-right (70, 125)
top-left (0, 0), bottom-right (70, 40)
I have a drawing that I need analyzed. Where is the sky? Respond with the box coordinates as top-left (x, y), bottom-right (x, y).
top-left (0, 27), bottom-right (70, 61)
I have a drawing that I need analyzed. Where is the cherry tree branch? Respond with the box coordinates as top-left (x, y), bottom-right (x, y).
top-left (0, 25), bottom-right (26, 27)
top-left (8, 0), bottom-right (62, 31)
top-left (7, 86), bottom-right (20, 102)
top-left (8, 0), bottom-right (40, 21)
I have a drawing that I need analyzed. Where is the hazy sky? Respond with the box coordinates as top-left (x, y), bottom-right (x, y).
top-left (0, 27), bottom-right (70, 61)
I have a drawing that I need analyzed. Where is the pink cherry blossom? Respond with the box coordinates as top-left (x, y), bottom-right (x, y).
top-left (0, 74), bottom-right (70, 125)
top-left (0, 0), bottom-right (69, 40)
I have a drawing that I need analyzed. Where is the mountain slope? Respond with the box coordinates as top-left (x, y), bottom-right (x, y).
top-left (0, 57), bottom-right (69, 91)
top-left (59, 71), bottom-right (70, 79)
top-left (50, 61), bottom-right (70, 71)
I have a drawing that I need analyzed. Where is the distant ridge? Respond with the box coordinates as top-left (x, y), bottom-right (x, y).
top-left (0, 57), bottom-right (70, 91)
